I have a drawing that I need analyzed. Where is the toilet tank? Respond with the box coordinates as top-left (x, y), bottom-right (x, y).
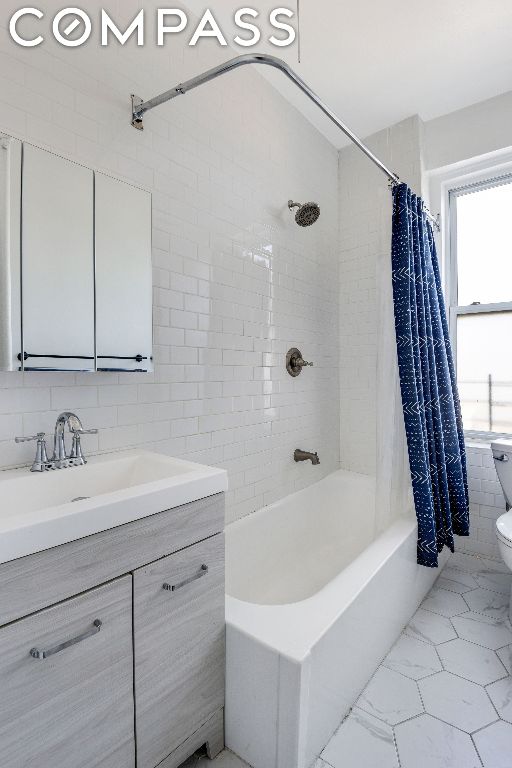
top-left (491, 439), bottom-right (512, 508)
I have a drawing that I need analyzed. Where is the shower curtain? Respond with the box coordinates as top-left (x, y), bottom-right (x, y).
top-left (390, 184), bottom-right (469, 568)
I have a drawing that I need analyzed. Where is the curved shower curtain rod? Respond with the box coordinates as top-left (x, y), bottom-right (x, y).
top-left (131, 53), bottom-right (398, 181)
top-left (130, 53), bottom-right (440, 229)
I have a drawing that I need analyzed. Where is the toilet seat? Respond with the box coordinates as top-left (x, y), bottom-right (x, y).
top-left (492, 438), bottom-right (512, 454)
top-left (497, 528), bottom-right (512, 549)
top-left (492, 448), bottom-right (512, 593)
top-left (496, 510), bottom-right (512, 548)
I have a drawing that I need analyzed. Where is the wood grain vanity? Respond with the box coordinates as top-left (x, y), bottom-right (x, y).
top-left (0, 491), bottom-right (225, 768)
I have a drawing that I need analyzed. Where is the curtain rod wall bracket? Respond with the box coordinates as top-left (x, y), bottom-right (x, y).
top-left (131, 94), bottom-right (144, 130)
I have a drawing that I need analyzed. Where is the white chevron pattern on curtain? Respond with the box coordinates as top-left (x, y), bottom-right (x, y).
top-left (391, 184), bottom-right (469, 568)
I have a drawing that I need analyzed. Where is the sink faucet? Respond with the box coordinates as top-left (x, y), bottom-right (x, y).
top-left (15, 412), bottom-right (98, 472)
top-left (294, 449), bottom-right (320, 465)
top-left (53, 412), bottom-right (92, 469)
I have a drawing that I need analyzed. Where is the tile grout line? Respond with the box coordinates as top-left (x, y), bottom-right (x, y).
top-left (471, 718), bottom-right (502, 737)
top-left (470, 731), bottom-right (487, 768)
top-left (392, 725), bottom-right (403, 768)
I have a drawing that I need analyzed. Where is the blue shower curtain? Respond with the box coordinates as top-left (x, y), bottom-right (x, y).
top-left (391, 184), bottom-right (469, 568)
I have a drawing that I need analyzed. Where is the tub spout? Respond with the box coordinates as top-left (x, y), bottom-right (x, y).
top-left (294, 449), bottom-right (320, 465)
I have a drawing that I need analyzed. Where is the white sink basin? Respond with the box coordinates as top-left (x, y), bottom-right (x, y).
top-left (0, 450), bottom-right (227, 565)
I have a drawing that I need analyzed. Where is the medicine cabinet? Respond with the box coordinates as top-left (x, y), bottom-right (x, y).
top-left (0, 134), bottom-right (152, 372)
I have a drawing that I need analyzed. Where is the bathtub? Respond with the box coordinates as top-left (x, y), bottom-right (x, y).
top-left (224, 469), bottom-right (448, 768)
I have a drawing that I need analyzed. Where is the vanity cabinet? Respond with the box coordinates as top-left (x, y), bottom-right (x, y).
top-left (134, 535), bottom-right (225, 768)
top-left (0, 493), bottom-right (225, 768)
top-left (0, 577), bottom-right (135, 768)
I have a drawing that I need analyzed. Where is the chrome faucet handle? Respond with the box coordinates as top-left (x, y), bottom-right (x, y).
top-left (296, 357), bottom-right (313, 368)
top-left (15, 431), bottom-right (46, 443)
top-left (71, 428), bottom-right (98, 435)
top-left (15, 432), bottom-right (49, 472)
top-left (70, 428), bottom-right (98, 464)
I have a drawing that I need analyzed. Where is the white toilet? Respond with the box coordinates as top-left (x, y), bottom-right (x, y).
top-left (492, 440), bottom-right (512, 616)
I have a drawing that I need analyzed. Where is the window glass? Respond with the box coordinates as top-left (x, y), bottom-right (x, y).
top-left (457, 182), bottom-right (512, 306)
top-left (457, 312), bottom-right (512, 433)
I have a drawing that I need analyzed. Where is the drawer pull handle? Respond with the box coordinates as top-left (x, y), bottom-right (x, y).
top-left (163, 564), bottom-right (209, 592)
top-left (29, 619), bottom-right (102, 660)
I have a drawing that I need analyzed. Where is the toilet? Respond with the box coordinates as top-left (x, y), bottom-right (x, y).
top-left (492, 439), bottom-right (512, 617)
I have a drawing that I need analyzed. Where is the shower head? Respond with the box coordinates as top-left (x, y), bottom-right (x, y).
top-left (288, 200), bottom-right (320, 227)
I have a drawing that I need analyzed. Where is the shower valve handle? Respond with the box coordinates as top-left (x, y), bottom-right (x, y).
top-left (286, 348), bottom-right (313, 377)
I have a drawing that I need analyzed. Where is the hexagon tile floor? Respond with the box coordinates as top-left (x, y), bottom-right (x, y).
top-left (181, 552), bottom-right (512, 768)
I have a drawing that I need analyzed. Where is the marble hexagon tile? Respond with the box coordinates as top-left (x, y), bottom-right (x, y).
top-left (473, 721), bottom-right (512, 768)
top-left (419, 672), bottom-right (497, 733)
top-left (473, 571), bottom-right (512, 595)
top-left (421, 587), bottom-right (469, 617)
top-left (464, 588), bottom-right (510, 620)
top-left (497, 644), bottom-right (512, 674)
top-left (486, 677), bottom-right (512, 724)
top-left (321, 707), bottom-right (399, 768)
top-left (405, 608), bottom-right (458, 645)
top-left (451, 611), bottom-right (512, 650)
top-left (437, 638), bottom-right (508, 685)
top-left (356, 667), bottom-right (423, 726)
top-left (394, 714), bottom-right (481, 768)
top-left (436, 566), bottom-right (479, 594)
top-left (382, 634), bottom-right (442, 680)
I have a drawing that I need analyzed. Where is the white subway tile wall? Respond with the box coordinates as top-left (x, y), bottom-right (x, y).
top-left (463, 445), bottom-right (506, 560)
top-left (338, 116), bottom-right (424, 474)
top-left (0, 21), bottom-right (339, 524)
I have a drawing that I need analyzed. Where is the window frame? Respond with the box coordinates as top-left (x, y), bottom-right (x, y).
top-left (447, 171), bottom-right (512, 441)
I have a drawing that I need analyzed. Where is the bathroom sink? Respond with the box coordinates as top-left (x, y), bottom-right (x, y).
top-left (0, 450), bottom-right (227, 565)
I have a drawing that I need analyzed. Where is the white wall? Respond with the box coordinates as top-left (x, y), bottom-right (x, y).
top-left (425, 90), bottom-right (512, 171)
top-left (0, 7), bottom-right (339, 525)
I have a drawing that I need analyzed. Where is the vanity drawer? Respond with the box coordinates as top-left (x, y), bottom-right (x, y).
top-left (134, 534), bottom-right (225, 768)
top-left (0, 576), bottom-right (135, 768)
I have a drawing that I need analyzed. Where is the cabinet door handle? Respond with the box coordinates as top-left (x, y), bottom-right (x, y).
top-left (163, 564), bottom-right (209, 592)
top-left (29, 619), bottom-right (102, 660)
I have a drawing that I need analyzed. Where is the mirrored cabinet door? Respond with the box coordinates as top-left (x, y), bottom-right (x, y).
top-left (0, 135), bottom-right (22, 371)
top-left (22, 145), bottom-right (95, 371)
top-left (95, 173), bottom-right (152, 373)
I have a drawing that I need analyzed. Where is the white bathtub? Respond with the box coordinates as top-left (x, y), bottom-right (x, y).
top-left (225, 469), bottom-right (448, 768)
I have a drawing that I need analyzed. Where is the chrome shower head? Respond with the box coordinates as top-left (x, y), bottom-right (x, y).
top-left (288, 200), bottom-right (320, 227)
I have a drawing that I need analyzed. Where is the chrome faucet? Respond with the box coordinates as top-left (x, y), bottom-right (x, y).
top-left (52, 412), bottom-right (97, 469)
top-left (294, 449), bottom-right (320, 465)
top-left (15, 412), bottom-right (97, 472)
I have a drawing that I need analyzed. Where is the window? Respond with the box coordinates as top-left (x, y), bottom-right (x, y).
top-left (449, 175), bottom-right (512, 438)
